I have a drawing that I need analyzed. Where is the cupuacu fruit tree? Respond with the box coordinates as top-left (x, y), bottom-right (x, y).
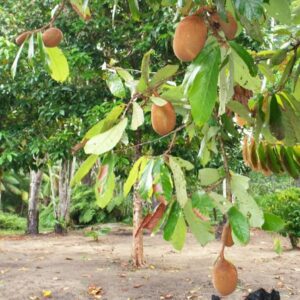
top-left (11, 0), bottom-right (300, 296)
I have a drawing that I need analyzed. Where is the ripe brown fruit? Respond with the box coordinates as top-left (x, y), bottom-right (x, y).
top-left (173, 15), bottom-right (207, 62)
top-left (42, 27), bottom-right (63, 48)
top-left (213, 255), bottom-right (238, 296)
top-left (151, 102), bottom-right (176, 136)
top-left (221, 223), bottom-right (234, 247)
top-left (212, 12), bottom-right (238, 40)
top-left (15, 31), bottom-right (31, 46)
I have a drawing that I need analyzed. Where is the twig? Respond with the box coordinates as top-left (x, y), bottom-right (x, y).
top-left (164, 133), bottom-right (177, 155)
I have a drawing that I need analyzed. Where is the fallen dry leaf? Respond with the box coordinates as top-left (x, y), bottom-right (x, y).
top-left (133, 284), bottom-right (143, 288)
top-left (88, 285), bottom-right (103, 297)
top-left (42, 290), bottom-right (52, 298)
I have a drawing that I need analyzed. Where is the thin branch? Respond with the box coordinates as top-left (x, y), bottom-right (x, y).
top-left (164, 132), bottom-right (177, 155)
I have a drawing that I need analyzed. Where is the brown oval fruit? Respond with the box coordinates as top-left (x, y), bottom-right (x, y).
top-left (221, 223), bottom-right (234, 247)
top-left (151, 102), bottom-right (176, 136)
top-left (212, 12), bottom-right (238, 40)
top-left (42, 27), bottom-right (63, 48)
top-left (173, 15), bottom-right (207, 62)
top-left (15, 31), bottom-right (31, 46)
top-left (213, 255), bottom-right (238, 296)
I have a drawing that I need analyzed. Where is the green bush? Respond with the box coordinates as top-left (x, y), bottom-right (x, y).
top-left (256, 187), bottom-right (300, 248)
top-left (0, 211), bottom-right (26, 231)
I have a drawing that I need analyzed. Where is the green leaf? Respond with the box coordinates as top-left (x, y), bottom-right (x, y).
top-left (169, 156), bottom-right (194, 171)
top-left (231, 51), bottom-right (261, 92)
top-left (84, 104), bottom-right (125, 140)
top-left (229, 41), bottom-right (258, 76)
top-left (124, 156), bottom-right (148, 197)
top-left (170, 214), bottom-right (186, 251)
top-left (262, 212), bottom-right (285, 232)
top-left (227, 101), bottom-right (253, 124)
top-left (28, 34), bottom-right (35, 60)
top-left (169, 156), bottom-right (188, 208)
top-left (228, 206), bottom-right (250, 245)
top-left (70, 155), bottom-right (98, 187)
top-left (208, 192), bottom-right (232, 214)
top-left (45, 47), bottom-right (69, 83)
top-left (106, 73), bottom-right (126, 99)
top-left (157, 163), bottom-right (173, 202)
top-left (95, 172), bottom-right (115, 208)
top-left (150, 65), bottom-right (179, 88)
top-left (269, 94), bottom-right (285, 141)
top-left (131, 102), bottom-right (144, 130)
top-left (184, 45), bottom-right (221, 126)
top-left (138, 159), bottom-right (154, 200)
top-left (84, 118), bottom-right (128, 155)
top-left (11, 42), bottom-right (25, 79)
top-left (232, 0), bottom-right (264, 20)
top-left (264, 0), bottom-right (291, 24)
top-left (137, 49), bottom-right (154, 92)
top-left (183, 200), bottom-right (214, 246)
top-left (128, 0), bottom-right (140, 21)
top-left (164, 201), bottom-right (181, 241)
top-left (198, 168), bottom-right (224, 187)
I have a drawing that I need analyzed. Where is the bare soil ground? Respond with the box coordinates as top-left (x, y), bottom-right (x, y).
top-left (0, 225), bottom-right (299, 300)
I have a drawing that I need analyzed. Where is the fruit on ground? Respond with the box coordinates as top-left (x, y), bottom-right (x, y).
top-left (173, 15), bottom-right (207, 62)
top-left (212, 12), bottom-right (238, 40)
top-left (15, 31), bottom-right (31, 46)
top-left (151, 102), bottom-right (176, 136)
top-left (221, 223), bottom-right (234, 247)
top-left (213, 255), bottom-right (238, 296)
top-left (42, 27), bottom-right (63, 47)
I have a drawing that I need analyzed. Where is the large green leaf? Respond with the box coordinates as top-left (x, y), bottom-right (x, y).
top-left (138, 159), bottom-right (154, 200)
top-left (106, 73), bottom-right (126, 99)
top-left (163, 201), bottom-right (181, 241)
top-left (150, 65), bottom-right (179, 88)
top-left (229, 41), bottom-right (258, 76)
top-left (170, 214), bottom-right (187, 251)
top-left (198, 168), bottom-right (224, 187)
top-left (183, 200), bottom-right (214, 246)
top-left (233, 0), bottom-right (264, 20)
top-left (169, 156), bottom-right (188, 208)
top-left (124, 156), bottom-right (148, 197)
top-left (227, 101), bottom-right (253, 124)
top-left (264, 0), bottom-right (291, 24)
top-left (84, 118), bottom-right (128, 155)
top-left (11, 42), bottom-right (25, 79)
top-left (45, 47), bottom-right (69, 82)
top-left (231, 51), bottom-right (261, 92)
top-left (128, 0), bottom-right (140, 20)
top-left (228, 206), bottom-right (250, 245)
top-left (70, 155), bottom-right (98, 187)
top-left (137, 49), bottom-right (154, 92)
top-left (184, 45), bottom-right (221, 126)
top-left (131, 102), bottom-right (144, 130)
top-left (84, 104), bottom-right (125, 140)
top-left (95, 172), bottom-right (115, 208)
top-left (262, 212), bottom-right (285, 232)
top-left (208, 192), bottom-right (232, 214)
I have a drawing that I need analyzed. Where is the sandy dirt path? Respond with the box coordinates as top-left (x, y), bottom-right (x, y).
top-left (0, 226), bottom-right (299, 300)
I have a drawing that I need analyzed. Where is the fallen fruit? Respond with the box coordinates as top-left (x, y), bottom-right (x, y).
top-left (173, 15), bottom-right (207, 62)
top-left (42, 27), bottom-right (63, 47)
top-left (212, 254), bottom-right (238, 296)
top-left (151, 101), bottom-right (176, 136)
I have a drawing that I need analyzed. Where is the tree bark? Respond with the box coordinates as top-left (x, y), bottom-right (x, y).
top-left (132, 130), bottom-right (144, 267)
top-left (27, 170), bottom-right (43, 235)
top-left (55, 158), bottom-right (76, 234)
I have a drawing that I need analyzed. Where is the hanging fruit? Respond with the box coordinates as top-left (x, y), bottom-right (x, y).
top-left (42, 27), bottom-right (63, 48)
top-left (173, 15), bottom-right (208, 62)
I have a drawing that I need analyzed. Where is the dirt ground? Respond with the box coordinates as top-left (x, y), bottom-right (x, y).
top-left (0, 225), bottom-right (299, 300)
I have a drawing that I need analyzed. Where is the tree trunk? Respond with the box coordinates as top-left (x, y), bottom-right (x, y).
top-left (289, 234), bottom-right (299, 249)
top-left (132, 130), bottom-right (144, 267)
top-left (55, 158), bottom-right (76, 234)
top-left (27, 170), bottom-right (43, 235)
top-left (132, 190), bottom-right (144, 267)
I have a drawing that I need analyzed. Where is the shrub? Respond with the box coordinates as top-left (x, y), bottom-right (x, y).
top-left (0, 211), bottom-right (26, 231)
top-left (257, 188), bottom-right (300, 248)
